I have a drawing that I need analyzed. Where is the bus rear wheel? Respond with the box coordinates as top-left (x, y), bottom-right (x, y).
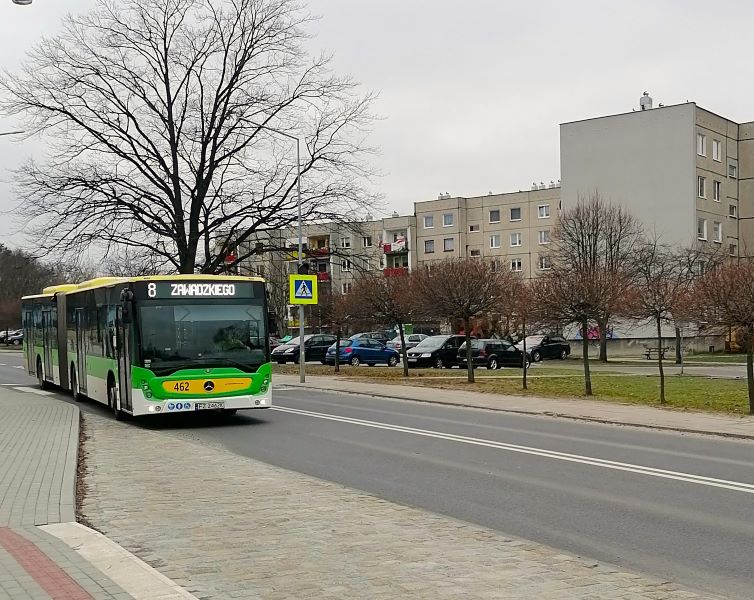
top-left (36, 358), bottom-right (48, 390)
top-left (107, 379), bottom-right (124, 421)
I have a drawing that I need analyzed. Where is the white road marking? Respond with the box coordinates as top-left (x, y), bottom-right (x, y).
top-left (13, 365), bottom-right (24, 369)
top-left (272, 405), bottom-right (754, 495)
top-left (12, 386), bottom-right (55, 396)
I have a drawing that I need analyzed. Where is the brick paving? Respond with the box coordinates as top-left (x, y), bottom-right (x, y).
top-left (0, 390), bottom-right (131, 600)
top-left (80, 410), bottom-right (723, 600)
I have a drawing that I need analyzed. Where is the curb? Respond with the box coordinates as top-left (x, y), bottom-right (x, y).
top-left (282, 382), bottom-right (754, 441)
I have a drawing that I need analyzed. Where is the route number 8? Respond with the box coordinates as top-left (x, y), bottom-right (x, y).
top-left (148, 283), bottom-right (157, 298)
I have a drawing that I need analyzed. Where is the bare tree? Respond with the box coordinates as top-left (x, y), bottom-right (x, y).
top-left (630, 242), bottom-right (702, 404)
top-left (0, 245), bottom-right (57, 334)
top-left (413, 259), bottom-right (514, 383)
top-left (555, 192), bottom-right (643, 362)
top-left (348, 272), bottom-right (417, 375)
top-left (693, 260), bottom-right (754, 414)
top-left (1, 0), bottom-right (377, 273)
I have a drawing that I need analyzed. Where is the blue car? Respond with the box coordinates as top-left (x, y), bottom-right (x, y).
top-left (325, 338), bottom-right (400, 367)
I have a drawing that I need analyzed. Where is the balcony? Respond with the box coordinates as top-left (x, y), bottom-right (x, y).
top-left (307, 246), bottom-right (330, 257)
top-left (383, 267), bottom-right (408, 277)
top-left (383, 241), bottom-right (408, 255)
top-left (317, 272), bottom-right (331, 282)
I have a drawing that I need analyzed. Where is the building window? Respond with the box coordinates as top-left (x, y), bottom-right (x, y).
top-left (538, 204), bottom-right (550, 218)
top-left (713, 221), bottom-right (722, 242)
top-left (362, 236), bottom-right (372, 248)
top-left (538, 255), bottom-right (552, 270)
top-left (490, 234), bottom-right (501, 249)
top-left (341, 282), bottom-right (352, 294)
top-left (712, 139), bottom-right (722, 162)
top-left (697, 218), bottom-right (707, 240)
top-left (470, 249), bottom-right (481, 258)
top-left (510, 207), bottom-right (522, 221)
top-left (443, 238), bottom-right (454, 252)
top-left (318, 262), bottom-right (328, 273)
top-left (698, 176), bottom-right (706, 198)
top-left (509, 232), bottom-right (522, 247)
top-left (510, 258), bottom-right (522, 272)
top-left (341, 259), bottom-right (352, 272)
top-left (729, 204), bottom-right (738, 218)
top-left (424, 239), bottom-right (435, 254)
top-left (729, 164), bottom-right (738, 179)
top-left (469, 224), bottom-right (480, 232)
top-left (538, 230), bottom-right (551, 245)
top-left (697, 133), bottom-right (706, 156)
top-left (443, 213), bottom-right (454, 227)
top-left (713, 180), bottom-right (721, 202)
top-left (423, 215), bottom-right (434, 229)
top-left (730, 243), bottom-right (737, 257)
top-left (341, 237), bottom-right (351, 249)
top-left (489, 209), bottom-right (500, 223)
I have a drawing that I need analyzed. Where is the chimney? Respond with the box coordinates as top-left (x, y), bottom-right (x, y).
top-left (640, 91), bottom-right (653, 111)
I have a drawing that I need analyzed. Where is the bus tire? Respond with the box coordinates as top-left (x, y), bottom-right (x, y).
top-left (70, 366), bottom-right (82, 402)
top-left (36, 357), bottom-right (48, 390)
top-left (107, 376), bottom-right (124, 421)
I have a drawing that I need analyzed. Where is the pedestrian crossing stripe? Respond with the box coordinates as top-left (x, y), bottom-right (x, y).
top-left (295, 281), bottom-right (313, 298)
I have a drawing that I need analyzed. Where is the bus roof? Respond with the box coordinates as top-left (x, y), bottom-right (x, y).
top-left (23, 274), bottom-right (265, 299)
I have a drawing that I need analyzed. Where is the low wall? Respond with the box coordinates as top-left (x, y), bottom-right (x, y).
top-left (575, 335), bottom-right (727, 359)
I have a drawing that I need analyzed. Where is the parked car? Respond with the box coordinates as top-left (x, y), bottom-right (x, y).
top-left (350, 331), bottom-right (394, 345)
top-left (325, 338), bottom-right (400, 367)
top-left (269, 338), bottom-right (282, 352)
top-left (388, 333), bottom-right (428, 351)
top-left (272, 334), bottom-right (337, 364)
top-left (458, 339), bottom-right (531, 370)
top-left (6, 332), bottom-right (23, 346)
top-left (405, 334), bottom-right (468, 368)
top-left (516, 335), bottom-right (570, 362)
top-left (0, 329), bottom-right (21, 343)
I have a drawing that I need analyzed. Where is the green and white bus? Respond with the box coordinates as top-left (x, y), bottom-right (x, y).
top-left (21, 275), bottom-right (272, 418)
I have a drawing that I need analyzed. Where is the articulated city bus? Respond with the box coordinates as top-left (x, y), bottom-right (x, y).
top-left (21, 275), bottom-right (272, 418)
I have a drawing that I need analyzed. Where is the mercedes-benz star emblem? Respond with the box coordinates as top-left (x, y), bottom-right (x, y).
top-left (203, 381), bottom-right (215, 392)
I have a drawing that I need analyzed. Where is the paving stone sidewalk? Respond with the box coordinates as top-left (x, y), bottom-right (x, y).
top-left (80, 410), bottom-right (722, 600)
top-left (276, 374), bottom-right (754, 439)
top-left (0, 389), bottom-right (133, 599)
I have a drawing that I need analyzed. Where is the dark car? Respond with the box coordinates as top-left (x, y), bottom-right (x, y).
top-left (516, 335), bottom-right (570, 362)
top-left (272, 334), bottom-right (337, 364)
top-left (458, 339), bottom-right (531, 370)
top-left (405, 334), bottom-right (468, 368)
top-left (325, 338), bottom-right (400, 367)
top-left (350, 331), bottom-right (394, 345)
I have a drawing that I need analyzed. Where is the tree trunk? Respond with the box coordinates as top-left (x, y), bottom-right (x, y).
top-left (746, 325), bottom-right (754, 415)
top-left (522, 317), bottom-right (528, 390)
top-left (675, 326), bottom-right (682, 364)
top-left (464, 317), bottom-right (474, 383)
top-left (334, 328), bottom-right (341, 374)
top-left (398, 322), bottom-right (409, 378)
top-left (657, 317), bottom-right (665, 404)
top-left (581, 318), bottom-right (592, 396)
top-left (597, 319), bottom-right (608, 363)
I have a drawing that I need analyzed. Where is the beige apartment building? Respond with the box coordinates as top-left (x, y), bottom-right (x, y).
top-left (561, 97), bottom-right (754, 258)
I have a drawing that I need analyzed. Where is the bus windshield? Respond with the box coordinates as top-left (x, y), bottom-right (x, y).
top-left (139, 303), bottom-right (267, 374)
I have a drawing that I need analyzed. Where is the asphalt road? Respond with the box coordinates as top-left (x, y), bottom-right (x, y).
top-left (2, 349), bottom-right (753, 599)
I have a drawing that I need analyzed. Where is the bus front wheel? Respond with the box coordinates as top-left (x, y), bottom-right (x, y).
top-left (36, 358), bottom-right (48, 390)
top-left (107, 378), bottom-right (124, 421)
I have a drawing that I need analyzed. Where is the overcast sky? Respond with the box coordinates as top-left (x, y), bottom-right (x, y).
top-left (2, 0), bottom-right (754, 247)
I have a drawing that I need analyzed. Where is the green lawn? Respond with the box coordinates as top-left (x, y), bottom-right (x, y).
top-left (273, 363), bottom-right (752, 415)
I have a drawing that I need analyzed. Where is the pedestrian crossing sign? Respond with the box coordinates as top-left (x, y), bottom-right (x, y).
top-left (289, 274), bottom-right (318, 305)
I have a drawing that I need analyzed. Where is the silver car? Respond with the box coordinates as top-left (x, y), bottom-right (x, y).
top-left (388, 333), bottom-right (428, 351)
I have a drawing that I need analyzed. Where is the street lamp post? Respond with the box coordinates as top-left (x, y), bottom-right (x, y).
top-left (247, 122), bottom-right (307, 383)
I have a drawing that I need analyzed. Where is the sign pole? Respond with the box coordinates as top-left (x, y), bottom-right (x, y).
top-left (296, 138), bottom-right (305, 383)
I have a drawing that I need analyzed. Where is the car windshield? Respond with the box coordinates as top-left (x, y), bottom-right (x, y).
top-left (519, 336), bottom-right (544, 346)
top-left (139, 302), bottom-right (268, 374)
top-left (414, 335), bottom-right (448, 350)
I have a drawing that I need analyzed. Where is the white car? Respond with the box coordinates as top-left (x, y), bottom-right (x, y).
top-left (387, 333), bottom-right (428, 351)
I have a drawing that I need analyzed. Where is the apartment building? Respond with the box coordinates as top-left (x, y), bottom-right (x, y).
top-left (414, 187), bottom-right (560, 276)
top-left (561, 96), bottom-right (754, 258)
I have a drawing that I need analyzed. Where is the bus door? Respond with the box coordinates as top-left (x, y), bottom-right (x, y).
top-left (74, 308), bottom-right (88, 395)
top-left (23, 308), bottom-right (34, 375)
top-left (41, 310), bottom-right (53, 381)
top-left (115, 306), bottom-right (132, 413)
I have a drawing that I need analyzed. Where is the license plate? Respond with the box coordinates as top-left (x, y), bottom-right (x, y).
top-left (195, 401), bottom-right (225, 410)
top-left (408, 358), bottom-right (417, 362)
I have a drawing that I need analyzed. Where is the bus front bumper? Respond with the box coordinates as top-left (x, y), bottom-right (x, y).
top-left (130, 389), bottom-right (272, 416)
